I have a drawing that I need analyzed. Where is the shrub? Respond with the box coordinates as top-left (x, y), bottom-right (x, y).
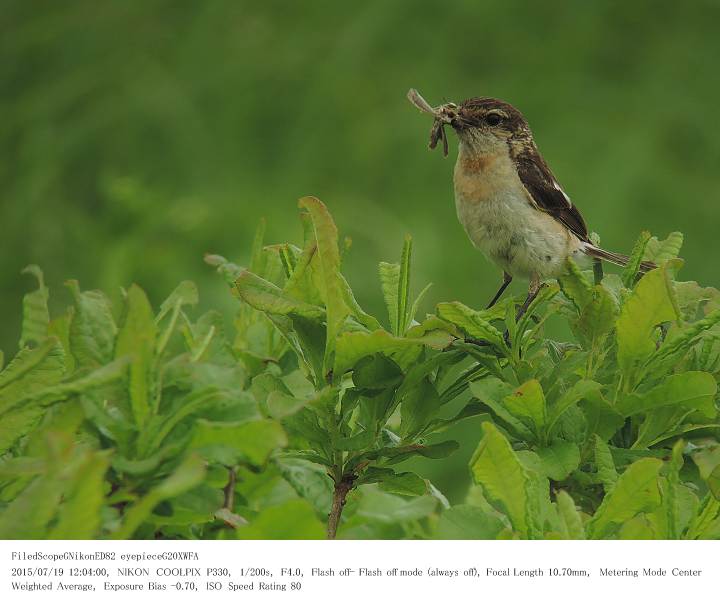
top-left (1, 197), bottom-right (719, 539)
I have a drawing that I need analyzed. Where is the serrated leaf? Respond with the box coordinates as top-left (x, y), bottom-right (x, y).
top-left (616, 263), bottom-right (680, 384)
top-left (66, 281), bottom-right (117, 370)
top-left (380, 261), bottom-right (401, 335)
top-left (621, 231), bottom-right (651, 287)
top-left (297, 196), bottom-right (350, 374)
top-left (644, 232), bottom-right (683, 264)
top-left (436, 302), bottom-right (506, 349)
top-left (617, 371), bottom-right (717, 419)
top-left (503, 379), bottom-right (546, 438)
top-left (398, 235), bottom-right (413, 334)
top-left (594, 435), bottom-right (618, 491)
top-left (48, 451), bottom-right (110, 539)
top-left (0, 338), bottom-right (65, 414)
top-left (470, 377), bottom-right (534, 441)
top-left (691, 444), bottom-right (720, 500)
top-left (577, 285), bottom-right (617, 346)
top-left (115, 285), bottom-right (156, 427)
top-left (556, 490), bottom-right (585, 539)
top-left (558, 259), bottom-right (593, 312)
top-left (587, 458), bottom-right (662, 539)
top-left (234, 269), bottom-right (324, 319)
top-left (664, 440), bottom-right (685, 539)
top-left (546, 380), bottom-right (601, 440)
top-left (19, 265), bottom-right (50, 348)
top-left (470, 422), bottom-right (530, 535)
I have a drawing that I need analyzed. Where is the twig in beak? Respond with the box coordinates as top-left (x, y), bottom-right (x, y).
top-left (407, 88), bottom-right (456, 157)
top-left (407, 88), bottom-right (438, 115)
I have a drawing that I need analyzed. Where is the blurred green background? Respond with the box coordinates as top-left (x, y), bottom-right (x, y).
top-left (2, 1), bottom-right (719, 501)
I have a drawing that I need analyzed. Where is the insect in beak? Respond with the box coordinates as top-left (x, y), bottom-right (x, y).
top-left (407, 88), bottom-right (457, 157)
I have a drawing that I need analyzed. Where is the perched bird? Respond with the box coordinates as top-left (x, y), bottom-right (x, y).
top-left (407, 89), bottom-right (655, 314)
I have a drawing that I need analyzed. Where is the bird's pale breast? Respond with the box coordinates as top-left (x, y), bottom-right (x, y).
top-left (453, 147), bottom-right (581, 279)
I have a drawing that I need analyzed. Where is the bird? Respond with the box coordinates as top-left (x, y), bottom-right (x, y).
top-left (408, 89), bottom-right (655, 316)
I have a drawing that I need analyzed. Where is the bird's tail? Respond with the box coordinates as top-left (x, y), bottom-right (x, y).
top-left (582, 244), bottom-right (657, 273)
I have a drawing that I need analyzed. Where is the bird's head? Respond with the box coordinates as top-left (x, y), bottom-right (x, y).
top-left (443, 97), bottom-right (533, 153)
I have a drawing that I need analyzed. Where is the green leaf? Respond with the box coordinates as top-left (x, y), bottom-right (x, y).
top-left (587, 458), bottom-right (663, 539)
top-left (616, 263), bottom-right (680, 384)
top-left (577, 286), bottom-right (616, 346)
top-left (400, 378), bottom-right (442, 439)
top-left (436, 505), bottom-right (506, 539)
top-left (470, 422), bottom-right (530, 535)
top-left (66, 280), bottom-right (117, 370)
top-left (398, 235), bottom-right (413, 334)
top-left (556, 490), bottom-right (586, 539)
top-left (379, 261), bottom-right (401, 335)
top-left (156, 280), bottom-right (198, 322)
top-left (297, 196), bottom-right (350, 373)
top-left (275, 458), bottom-right (333, 514)
top-left (594, 436), bottom-right (618, 491)
top-left (115, 285), bottom-right (156, 427)
top-left (503, 379), bottom-right (546, 438)
top-left (48, 451), bottom-right (110, 539)
top-left (156, 281), bottom-right (199, 354)
top-left (19, 265), bottom-right (50, 348)
top-left (558, 259), bottom-right (593, 312)
top-left (617, 371), bottom-right (717, 419)
top-left (621, 231), bottom-right (651, 288)
top-left (0, 473), bottom-right (63, 539)
top-left (236, 499), bottom-right (325, 539)
top-left (351, 440), bottom-right (459, 468)
top-left (376, 470), bottom-right (427, 496)
top-left (0, 338), bottom-right (65, 415)
top-left (409, 283), bottom-right (433, 331)
top-left (334, 329), bottom-right (421, 377)
top-left (536, 441), bottom-right (580, 480)
top-left (354, 488), bottom-right (437, 524)
top-left (110, 455), bottom-right (206, 539)
top-left (470, 377), bottom-right (534, 441)
top-left (436, 302), bottom-right (506, 350)
top-left (664, 440), bottom-right (685, 540)
top-left (686, 494), bottom-right (720, 539)
top-left (579, 391), bottom-right (625, 441)
top-left (234, 269), bottom-right (324, 319)
top-left (644, 232), bottom-right (684, 264)
top-left (691, 444), bottom-right (720, 500)
top-left (190, 418), bottom-right (287, 466)
top-left (546, 380), bottom-right (601, 439)
top-left (352, 354), bottom-right (403, 390)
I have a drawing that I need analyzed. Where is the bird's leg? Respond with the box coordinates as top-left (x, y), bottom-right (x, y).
top-left (486, 272), bottom-right (513, 309)
top-left (464, 273), bottom-right (513, 348)
top-left (515, 275), bottom-right (545, 322)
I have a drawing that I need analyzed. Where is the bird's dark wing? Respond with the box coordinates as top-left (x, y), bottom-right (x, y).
top-left (515, 148), bottom-right (589, 242)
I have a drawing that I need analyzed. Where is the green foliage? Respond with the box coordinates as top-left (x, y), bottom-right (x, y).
top-left (1, 200), bottom-right (719, 539)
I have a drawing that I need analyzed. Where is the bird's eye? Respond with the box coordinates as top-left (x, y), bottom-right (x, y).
top-left (485, 113), bottom-right (503, 127)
